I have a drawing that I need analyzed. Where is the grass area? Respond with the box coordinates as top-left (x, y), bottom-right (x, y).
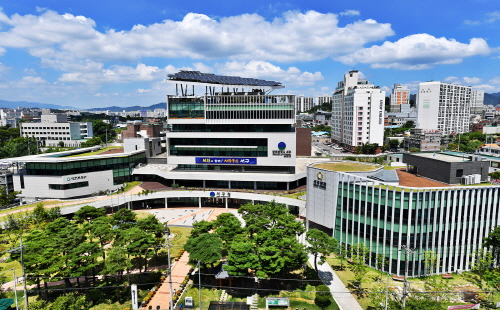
top-left (281, 191), bottom-right (306, 200)
top-left (314, 162), bottom-right (379, 172)
top-left (169, 227), bottom-right (192, 256)
top-left (0, 200), bottom-right (62, 216)
top-left (0, 260), bottom-right (22, 282)
top-left (65, 146), bottom-right (123, 157)
top-left (325, 255), bottom-right (496, 309)
top-left (383, 165), bottom-right (404, 170)
top-left (89, 302), bottom-right (132, 310)
top-left (113, 181), bottom-right (142, 194)
top-left (180, 286), bottom-right (221, 310)
top-left (133, 210), bottom-right (153, 220)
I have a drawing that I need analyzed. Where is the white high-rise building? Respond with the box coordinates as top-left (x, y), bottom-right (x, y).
top-left (471, 90), bottom-right (485, 115)
top-left (316, 95), bottom-right (332, 107)
top-left (416, 81), bottom-right (472, 135)
top-left (295, 96), bottom-right (314, 113)
top-left (331, 70), bottom-right (385, 149)
top-left (389, 84), bottom-right (410, 112)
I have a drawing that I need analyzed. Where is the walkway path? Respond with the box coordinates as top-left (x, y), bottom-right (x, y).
top-left (308, 255), bottom-right (363, 310)
top-left (145, 251), bottom-right (192, 310)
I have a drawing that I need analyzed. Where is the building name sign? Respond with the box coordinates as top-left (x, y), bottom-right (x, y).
top-left (209, 191), bottom-right (231, 198)
top-left (195, 157), bottom-right (257, 165)
top-left (313, 172), bottom-right (326, 189)
top-left (266, 297), bottom-right (289, 307)
top-left (272, 141), bottom-right (291, 158)
top-left (66, 175), bottom-right (87, 182)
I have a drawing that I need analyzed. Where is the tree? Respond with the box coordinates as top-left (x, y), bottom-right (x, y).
top-left (92, 120), bottom-right (116, 143)
top-left (484, 226), bottom-right (500, 264)
top-left (471, 249), bottom-right (494, 287)
top-left (185, 233), bottom-right (223, 267)
top-left (111, 208), bottom-right (137, 229)
top-left (225, 241), bottom-right (259, 276)
top-left (355, 143), bottom-right (379, 155)
top-left (73, 206), bottom-right (106, 223)
top-left (102, 247), bottom-right (132, 281)
top-left (86, 216), bottom-right (113, 260)
top-left (0, 136), bottom-right (38, 158)
top-left (124, 227), bottom-right (156, 272)
top-left (50, 292), bottom-right (88, 310)
top-left (213, 213), bottom-right (243, 251)
top-left (80, 136), bottom-right (102, 148)
top-left (0, 186), bottom-right (19, 207)
top-left (388, 296), bottom-right (444, 310)
top-left (423, 250), bottom-right (439, 275)
top-left (314, 285), bottom-right (332, 309)
top-left (388, 139), bottom-right (400, 151)
top-left (349, 243), bottom-right (370, 285)
top-left (190, 220), bottom-right (213, 238)
top-left (305, 229), bottom-right (338, 273)
top-left (376, 254), bottom-right (388, 281)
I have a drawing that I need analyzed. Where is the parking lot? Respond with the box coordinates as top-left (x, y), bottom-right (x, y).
top-left (312, 140), bottom-right (351, 156)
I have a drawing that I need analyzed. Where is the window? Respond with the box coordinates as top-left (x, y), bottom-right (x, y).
top-left (456, 169), bottom-right (463, 177)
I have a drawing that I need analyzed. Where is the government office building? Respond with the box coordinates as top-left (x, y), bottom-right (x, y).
top-left (10, 147), bottom-right (146, 202)
top-left (306, 153), bottom-right (499, 276)
top-left (134, 71), bottom-right (307, 191)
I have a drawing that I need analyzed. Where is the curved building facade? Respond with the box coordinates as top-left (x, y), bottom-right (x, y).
top-left (307, 160), bottom-right (500, 276)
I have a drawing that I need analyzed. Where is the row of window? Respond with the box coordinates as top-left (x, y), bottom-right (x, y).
top-left (49, 181), bottom-right (89, 190)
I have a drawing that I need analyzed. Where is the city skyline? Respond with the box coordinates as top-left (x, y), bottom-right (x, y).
top-left (0, 0), bottom-right (499, 108)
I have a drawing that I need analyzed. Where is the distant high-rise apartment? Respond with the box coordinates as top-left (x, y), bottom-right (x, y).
top-left (389, 84), bottom-right (410, 112)
top-left (471, 90), bottom-right (485, 115)
top-left (331, 70), bottom-right (385, 149)
top-left (416, 81), bottom-right (472, 135)
top-left (295, 96), bottom-right (314, 113)
top-left (316, 94), bottom-right (332, 106)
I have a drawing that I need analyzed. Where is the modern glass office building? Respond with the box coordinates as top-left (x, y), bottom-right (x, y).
top-left (306, 155), bottom-right (500, 276)
top-left (149, 70), bottom-right (306, 191)
top-left (11, 148), bottom-right (146, 202)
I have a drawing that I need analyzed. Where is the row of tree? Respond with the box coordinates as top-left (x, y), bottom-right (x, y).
top-left (7, 205), bottom-right (166, 298)
top-left (185, 202), bottom-right (338, 278)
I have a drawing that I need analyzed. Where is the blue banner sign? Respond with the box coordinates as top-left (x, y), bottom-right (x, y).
top-left (195, 157), bottom-right (257, 165)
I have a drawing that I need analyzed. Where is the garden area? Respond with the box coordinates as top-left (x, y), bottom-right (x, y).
top-left (0, 204), bottom-right (191, 310)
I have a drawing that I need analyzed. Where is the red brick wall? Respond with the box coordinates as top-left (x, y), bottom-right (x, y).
top-left (296, 127), bottom-right (311, 156)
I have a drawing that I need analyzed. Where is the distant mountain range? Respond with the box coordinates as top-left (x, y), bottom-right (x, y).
top-left (485, 93), bottom-right (500, 106)
top-left (87, 102), bottom-right (166, 112)
top-left (0, 99), bottom-right (167, 112)
top-left (1, 93), bottom-right (499, 111)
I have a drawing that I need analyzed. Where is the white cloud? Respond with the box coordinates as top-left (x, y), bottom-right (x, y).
top-left (465, 11), bottom-right (500, 25)
top-left (0, 9), bottom-right (394, 68)
top-left (444, 76), bottom-right (482, 85)
top-left (0, 62), bottom-right (9, 74)
top-left (338, 34), bottom-right (491, 70)
top-left (215, 61), bottom-right (323, 86)
top-left (339, 10), bottom-right (360, 16)
top-left (137, 88), bottom-right (151, 93)
top-left (59, 63), bottom-right (163, 84)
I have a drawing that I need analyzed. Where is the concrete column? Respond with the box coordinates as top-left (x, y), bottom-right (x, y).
top-left (228, 181), bottom-right (231, 189)
top-left (225, 197), bottom-right (228, 209)
top-left (203, 180), bottom-right (206, 188)
top-left (254, 181), bottom-right (257, 190)
top-left (287, 182), bottom-right (290, 190)
top-left (128, 201), bottom-right (131, 210)
top-left (199, 197), bottom-right (202, 208)
top-left (165, 197), bottom-right (168, 209)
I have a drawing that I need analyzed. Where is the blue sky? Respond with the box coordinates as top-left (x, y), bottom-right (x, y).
top-left (0, 0), bottom-right (499, 108)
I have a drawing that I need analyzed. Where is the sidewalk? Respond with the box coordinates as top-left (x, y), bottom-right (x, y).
top-left (145, 251), bottom-right (192, 310)
top-left (308, 255), bottom-right (363, 310)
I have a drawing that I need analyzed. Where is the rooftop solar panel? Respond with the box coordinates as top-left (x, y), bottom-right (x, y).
top-left (167, 70), bottom-right (283, 87)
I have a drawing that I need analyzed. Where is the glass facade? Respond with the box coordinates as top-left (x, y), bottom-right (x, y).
top-left (25, 153), bottom-right (146, 185)
top-left (168, 98), bottom-right (204, 118)
top-left (170, 138), bottom-right (267, 157)
top-left (172, 124), bottom-right (294, 132)
top-left (331, 175), bottom-right (500, 276)
top-left (49, 181), bottom-right (89, 190)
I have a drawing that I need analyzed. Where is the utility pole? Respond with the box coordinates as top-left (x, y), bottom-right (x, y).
top-left (166, 227), bottom-right (174, 310)
top-left (198, 260), bottom-right (202, 310)
top-left (20, 235), bottom-right (28, 310)
top-left (401, 246), bottom-right (413, 309)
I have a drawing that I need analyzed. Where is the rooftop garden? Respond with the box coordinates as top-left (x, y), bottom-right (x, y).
top-left (314, 162), bottom-right (380, 172)
top-left (64, 146), bottom-right (123, 157)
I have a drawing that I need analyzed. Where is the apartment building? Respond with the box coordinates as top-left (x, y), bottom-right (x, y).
top-left (20, 114), bottom-right (93, 147)
top-left (404, 128), bottom-right (442, 151)
top-left (389, 84), bottom-right (410, 113)
top-left (471, 90), bottom-right (485, 115)
top-left (331, 70), bottom-right (385, 149)
top-left (295, 96), bottom-right (314, 113)
top-left (416, 82), bottom-right (472, 135)
top-left (316, 95), bottom-right (332, 107)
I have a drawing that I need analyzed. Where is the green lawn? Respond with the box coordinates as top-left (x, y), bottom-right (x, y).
top-left (169, 227), bottom-right (192, 256)
top-left (281, 191), bottom-right (306, 200)
top-left (65, 146), bottom-right (123, 157)
top-left (180, 286), bottom-right (221, 310)
top-left (314, 162), bottom-right (379, 172)
top-left (0, 260), bottom-right (22, 282)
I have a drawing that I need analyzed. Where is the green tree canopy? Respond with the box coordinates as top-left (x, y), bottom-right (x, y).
top-left (185, 233), bottom-right (223, 267)
top-left (306, 229), bottom-right (338, 272)
top-left (73, 206), bottom-right (106, 223)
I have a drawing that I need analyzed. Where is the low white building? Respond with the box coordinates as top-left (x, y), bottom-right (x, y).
top-left (20, 114), bottom-right (93, 147)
